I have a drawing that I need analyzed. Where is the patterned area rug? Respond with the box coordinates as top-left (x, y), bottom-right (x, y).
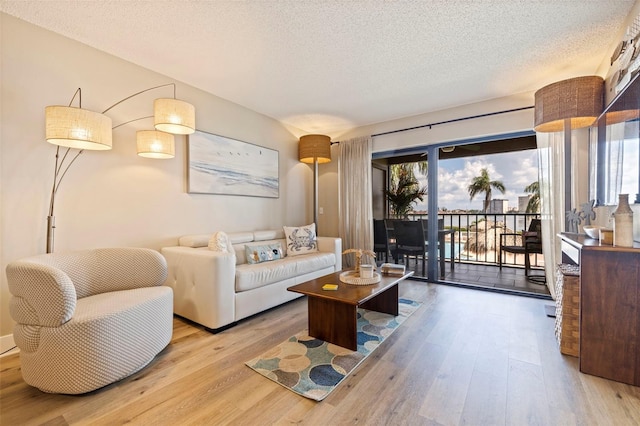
top-left (245, 298), bottom-right (421, 401)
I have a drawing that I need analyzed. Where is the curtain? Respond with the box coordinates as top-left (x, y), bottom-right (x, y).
top-left (589, 122), bottom-right (625, 205)
top-left (536, 131), bottom-right (564, 299)
top-left (338, 136), bottom-right (373, 267)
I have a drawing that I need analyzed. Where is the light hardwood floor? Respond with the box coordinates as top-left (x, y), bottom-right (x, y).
top-left (1, 281), bottom-right (639, 425)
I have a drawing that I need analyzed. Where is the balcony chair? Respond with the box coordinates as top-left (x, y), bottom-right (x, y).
top-left (373, 219), bottom-right (396, 262)
top-left (419, 218), bottom-right (444, 243)
top-left (393, 220), bottom-right (428, 275)
top-left (383, 219), bottom-right (405, 262)
top-left (6, 248), bottom-right (173, 394)
top-left (498, 219), bottom-right (545, 283)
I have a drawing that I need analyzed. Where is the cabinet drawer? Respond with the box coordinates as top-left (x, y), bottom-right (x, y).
top-left (562, 240), bottom-right (580, 265)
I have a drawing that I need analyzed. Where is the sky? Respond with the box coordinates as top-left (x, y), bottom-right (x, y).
top-left (412, 149), bottom-right (539, 212)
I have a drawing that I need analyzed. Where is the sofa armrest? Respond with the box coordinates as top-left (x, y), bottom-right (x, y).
top-left (161, 247), bottom-right (237, 330)
top-left (317, 237), bottom-right (342, 271)
top-left (6, 262), bottom-right (76, 327)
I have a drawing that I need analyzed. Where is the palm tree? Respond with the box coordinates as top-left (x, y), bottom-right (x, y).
top-left (524, 181), bottom-right (540, 213)
top-left (385, 165), bottom-right (427, 217)
top-left (389, 162), bottom-right (427, 184)
top-left (467, 168), bottom-right (506, 213)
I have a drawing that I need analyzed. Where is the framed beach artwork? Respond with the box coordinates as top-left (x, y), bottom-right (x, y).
top-left (187, 130), bottom-right (279, 198)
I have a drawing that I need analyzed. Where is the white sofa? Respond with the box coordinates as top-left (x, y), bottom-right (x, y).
top-left (161, 229), bottom-right (342, 332)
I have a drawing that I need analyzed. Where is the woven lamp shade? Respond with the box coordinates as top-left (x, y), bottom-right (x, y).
top-left (534, 76), bottom-right (604, 132)
top-left (45, 106), bottom-right (113, 150)
top-left (136, 130), bottom-right (175, 159)
top-left (299, 134), bottom-right (331, 163)
top-left (154, 98), bottom-right (195, 135)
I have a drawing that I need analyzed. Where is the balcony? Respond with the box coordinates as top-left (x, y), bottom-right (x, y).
top-left (384, 213), bottom-right (550, 297)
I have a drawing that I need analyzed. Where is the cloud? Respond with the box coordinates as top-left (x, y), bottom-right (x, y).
top-left (412, 150), bottom-right (539, 211)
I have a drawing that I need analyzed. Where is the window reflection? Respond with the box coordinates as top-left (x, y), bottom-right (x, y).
top-left (590, 75), bottom-right (640, 206)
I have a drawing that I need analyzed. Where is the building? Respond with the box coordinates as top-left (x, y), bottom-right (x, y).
top-left (488, 199), bottom-right (508, 214)
top-left (519, 195), bottom-right (533, 212)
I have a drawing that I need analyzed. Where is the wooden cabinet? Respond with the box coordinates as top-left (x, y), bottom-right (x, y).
top-left (560, 233), bottom-right (640, 386)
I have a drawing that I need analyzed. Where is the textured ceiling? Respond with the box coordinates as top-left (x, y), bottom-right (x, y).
top-left (1, 0), bottom-right (636, 135)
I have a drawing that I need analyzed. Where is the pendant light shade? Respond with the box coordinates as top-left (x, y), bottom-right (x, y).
top-left (534, 76), bottom-right (604, 132)
top-left (154, 98), bottom-right (195, 135)
top-left (136, 130), bottom-right (175, 159)
top-left (45, 106), bottom-right (113, 150)
top-left (298, 134), bottom-right (332, 164)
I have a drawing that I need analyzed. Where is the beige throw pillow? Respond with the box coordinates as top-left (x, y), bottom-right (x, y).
top-left (283, 224), bottom-right (318, 256)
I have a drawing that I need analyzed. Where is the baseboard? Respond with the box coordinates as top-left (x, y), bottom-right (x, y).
top-left (0, 334), bottom-right (19, 357)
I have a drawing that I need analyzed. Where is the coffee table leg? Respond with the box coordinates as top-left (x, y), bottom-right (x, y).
top-left (360, 284), bottom-right (399, 316)
top-left (307, 297), bottom-right (358, 351)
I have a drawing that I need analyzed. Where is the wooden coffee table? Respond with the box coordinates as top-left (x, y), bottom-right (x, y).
top-left (287, 270), bottom-right (414, 350)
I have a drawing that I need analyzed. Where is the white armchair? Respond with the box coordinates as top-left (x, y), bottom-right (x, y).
top-left (6, 248), bottom-right (173, 394)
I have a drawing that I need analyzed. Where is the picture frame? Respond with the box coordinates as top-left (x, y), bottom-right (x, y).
top-left (187, 130), bottom-right (279, 198)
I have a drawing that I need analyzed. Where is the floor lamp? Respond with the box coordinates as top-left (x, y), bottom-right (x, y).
top-left (534, 75), bottom-right (604, 223)
top-left (298, 135), bottom-right (332, 234)
top-left (44, 84), bottom-right (195, 253)
top-left (533, 75), bottom-right (603, 304)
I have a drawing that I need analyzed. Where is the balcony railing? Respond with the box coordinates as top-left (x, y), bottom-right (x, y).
top-left (406, 212), bottom-right (543, 269)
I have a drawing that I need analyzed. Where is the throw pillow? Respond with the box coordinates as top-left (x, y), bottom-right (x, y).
top-left (208, 231), bottom-right (233, 253)
top-left (283, 224), bottom-right (318, 256)
top-left (245, 242), bottom-right (284, 264)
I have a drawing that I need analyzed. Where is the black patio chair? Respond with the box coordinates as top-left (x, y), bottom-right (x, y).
top-left (499, 219), bottom-right (545, 282)
top-left (373, 219), bottom-right (396, 263)
top-left (393, 220), bottom-right (427, 275)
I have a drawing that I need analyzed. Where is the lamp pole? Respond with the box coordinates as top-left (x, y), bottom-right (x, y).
top-left (313, 157), bottom-right (319, 234)
top-left (47, 145), bottom-right (83, 253)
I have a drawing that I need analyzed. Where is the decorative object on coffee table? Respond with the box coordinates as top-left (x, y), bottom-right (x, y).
top-left (380, 263), bottom-right (406, 276)
top-left (339, 269), bottom-right (381, 285)
top-left (340, 248), bottom-right (380, 284)
top-left (342, 248), bottom-right (376, 274)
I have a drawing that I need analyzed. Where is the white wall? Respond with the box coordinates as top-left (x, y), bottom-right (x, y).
top-left (0, 14), bottom-right (312, 339)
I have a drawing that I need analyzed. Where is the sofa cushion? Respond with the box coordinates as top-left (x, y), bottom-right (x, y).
top-left (245, 242), bottom-right (284, 264)
top-left (235, 252), bottom-right (335, 292)
top-left (254, 229), bottom-right (285, 241)
top-left (283, 224), bottom-right (318, 257)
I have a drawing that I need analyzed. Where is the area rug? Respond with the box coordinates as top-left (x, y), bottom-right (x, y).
top-left (245, 298), bottom-right (421, 401)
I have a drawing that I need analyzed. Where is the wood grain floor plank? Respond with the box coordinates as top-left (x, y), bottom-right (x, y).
top-left (506, 358), bottom-right (551, 425)
top-left (459, 369), bottom-right (507, 426)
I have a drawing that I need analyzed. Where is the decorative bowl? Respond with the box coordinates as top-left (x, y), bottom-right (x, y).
top-left (339, 270), bottom-right (382, 285)
top-left (583, 226), bottom-right (600, 239)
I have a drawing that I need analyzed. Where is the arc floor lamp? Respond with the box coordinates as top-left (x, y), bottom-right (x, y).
top-left (298, 134), bottom-right (332, 234)
top-left (44, 83), bottom-right (196, 253)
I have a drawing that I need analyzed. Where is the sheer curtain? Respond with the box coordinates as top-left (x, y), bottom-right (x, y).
top-left (536, 131), bottom-right (564, 299)
top-left (589, 122), bottom-right (625, 205)
top-left (338, 136), bottom-right (373, 267)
